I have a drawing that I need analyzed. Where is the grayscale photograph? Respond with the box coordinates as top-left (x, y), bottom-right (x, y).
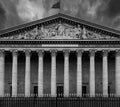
top-left (0, 0), bottom-right (120, 107)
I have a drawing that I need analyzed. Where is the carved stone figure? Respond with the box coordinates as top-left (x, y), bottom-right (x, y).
top-left (58, 23), bottom-right (65, 36)
top-left (65, 28), bottom-right (70, 37)
top-left (77, 25), bottom-right (82, 39)
top-left (40, 25), bottom-right (45, 38)
top-left (74, 26), bottom-right (81, 39)
top-left (82, 27), bottom-right (87, 39)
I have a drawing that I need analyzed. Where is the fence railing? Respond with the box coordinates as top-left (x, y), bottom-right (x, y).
top-left (0, 97), bottom-right (120, 107)
top-left (2, 93), bottom-right (118, 97)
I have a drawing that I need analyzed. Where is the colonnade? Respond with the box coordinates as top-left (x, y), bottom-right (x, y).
top-left (0, 49), bottom-right (120, 97)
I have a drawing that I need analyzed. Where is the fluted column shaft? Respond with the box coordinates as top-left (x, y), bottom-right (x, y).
top-left (103, 50), bottom-right (108, 97)
top-left (38, 50), bottom-right (44, 97)
top-left (51, 50), bottom-right (57, 97)
top-left (89, 50), bottom-right (95, 97)
top-left (0, 50), bottom-right (5, 96)
top-left (64, 50), bottom-right (70, 97)
top-left (115, 50), bottom-right (120, 96)
top-left (25, 50), bottom-right (31, 97)
top-left (77, 50), bottom-right (83, 97)
top-left (12, 50), bottom-right (18, 97)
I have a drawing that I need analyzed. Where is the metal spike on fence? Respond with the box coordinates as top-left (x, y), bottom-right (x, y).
top-left (73, 93), bottom-right (76, 97)
top-left (43, 93), bottom-right (45, 97)
top-left (45, 93), bottom-right (47, 97)
top-left (4, 94), bottom-right (6, 97)
top-left (47, 93), bottom-right (49, 97)
top-left (18, 93), bottom-right (21, 97)
top-left (96, 93), bottom-right (98, 97)
top-left (44, 93), bottom-right (47, 97)
top-left (31, 93), bottom-right (34, 97)
top-left (98, 93), bottom-right (99, 97)
top-left (71, 93), bottom-right (73, 97)
top-left (73, 93), bottom-right (75, 97)
top-left (72, 93), bottom-right (74, 97)
top-left (99, 93), bottom-right (101, 97)
top-left (7, 93), bottom-right (10, 97)
top-left (46, 93), bottom-right (48, 97)
top-left (48, 93), bottom-right (50, 97)
top-left (4, 93), bottom-right (7, 97)
top-left (22, 93), bottom-right (25, 97)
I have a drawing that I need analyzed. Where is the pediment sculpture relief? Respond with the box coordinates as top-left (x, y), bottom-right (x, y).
top-left (0, 23), bottom-right (118, 40)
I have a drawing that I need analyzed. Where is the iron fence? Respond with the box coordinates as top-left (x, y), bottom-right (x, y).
top-left (0, 97), bottom-right (120, 107)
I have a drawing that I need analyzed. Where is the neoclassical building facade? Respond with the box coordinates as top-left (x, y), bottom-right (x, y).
top-left (0, 13), bottom-right (120, 97)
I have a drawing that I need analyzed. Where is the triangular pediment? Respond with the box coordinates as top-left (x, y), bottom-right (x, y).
top-left (0, 13), bottom-right (120, 40)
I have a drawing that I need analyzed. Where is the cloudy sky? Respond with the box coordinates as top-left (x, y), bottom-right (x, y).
top-left (0, 0), bottom-right (120, 31)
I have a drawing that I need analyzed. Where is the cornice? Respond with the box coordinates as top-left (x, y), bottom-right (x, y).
top-left (60, 13), bottom-right (120, 35)
top-left (0, 13), bottom-right (60, 36)
top-left (0, 40), bottom-right (119, 47)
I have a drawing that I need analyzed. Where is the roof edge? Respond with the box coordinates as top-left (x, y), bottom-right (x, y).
top-left (0, 12), bottom-right (120, 36)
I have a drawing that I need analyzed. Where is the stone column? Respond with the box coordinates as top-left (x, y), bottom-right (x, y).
top-left (115, 50), bottom-right (120, 96)
top-left (38, 50), bottom-right (44, 97)
top-left (25, 50), bottom-right (31, 97)
top-left (0, 50), bottom-right (5, 96)
top-left (89, 50), bottom-right (96, 97)
top-left (102, 50), bottom-right (109, 97)
top-left (64, 50), bottom-right (70, 97)
top-left (76, 50), bottom-right (83, 97)
top-left (51, 50), bottom-right (57, 97)
top-left (12, 50), bottom-right (18, 97)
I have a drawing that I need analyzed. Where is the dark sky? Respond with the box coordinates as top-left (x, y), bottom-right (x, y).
top-left (0, 0), bottom-right (120, 30)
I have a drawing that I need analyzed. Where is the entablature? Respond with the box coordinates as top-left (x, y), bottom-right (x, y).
top-left (0, 39), bottom-right (120, 45)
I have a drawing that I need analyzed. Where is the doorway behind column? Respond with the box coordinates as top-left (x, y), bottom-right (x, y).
top-left (57, 83), bottom-right (64, 97)
top-left (56, 52), bottom-right (64, 91)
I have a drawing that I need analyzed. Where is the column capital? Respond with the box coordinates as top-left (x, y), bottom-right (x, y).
top-left (50, 50), bottom-right (57, 56)
top-left (115, 49), bottom-right (120, 56)
top-left (102, 50), bottom-right (110, 56)
top-left (10, 49), bottom-right (18, 56)
top-left (76, 49), bottom-right (84, 56)
top-left (0, 49), bottom-right (5, 57)
top-left (89, 49), bottom-right (96, 57)
top-left (37, 50), bottom-right (44, 56)
top-left (63, 49), bottom-right (70, 56)
top-left (24, 49), bottom-right (31, 56)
